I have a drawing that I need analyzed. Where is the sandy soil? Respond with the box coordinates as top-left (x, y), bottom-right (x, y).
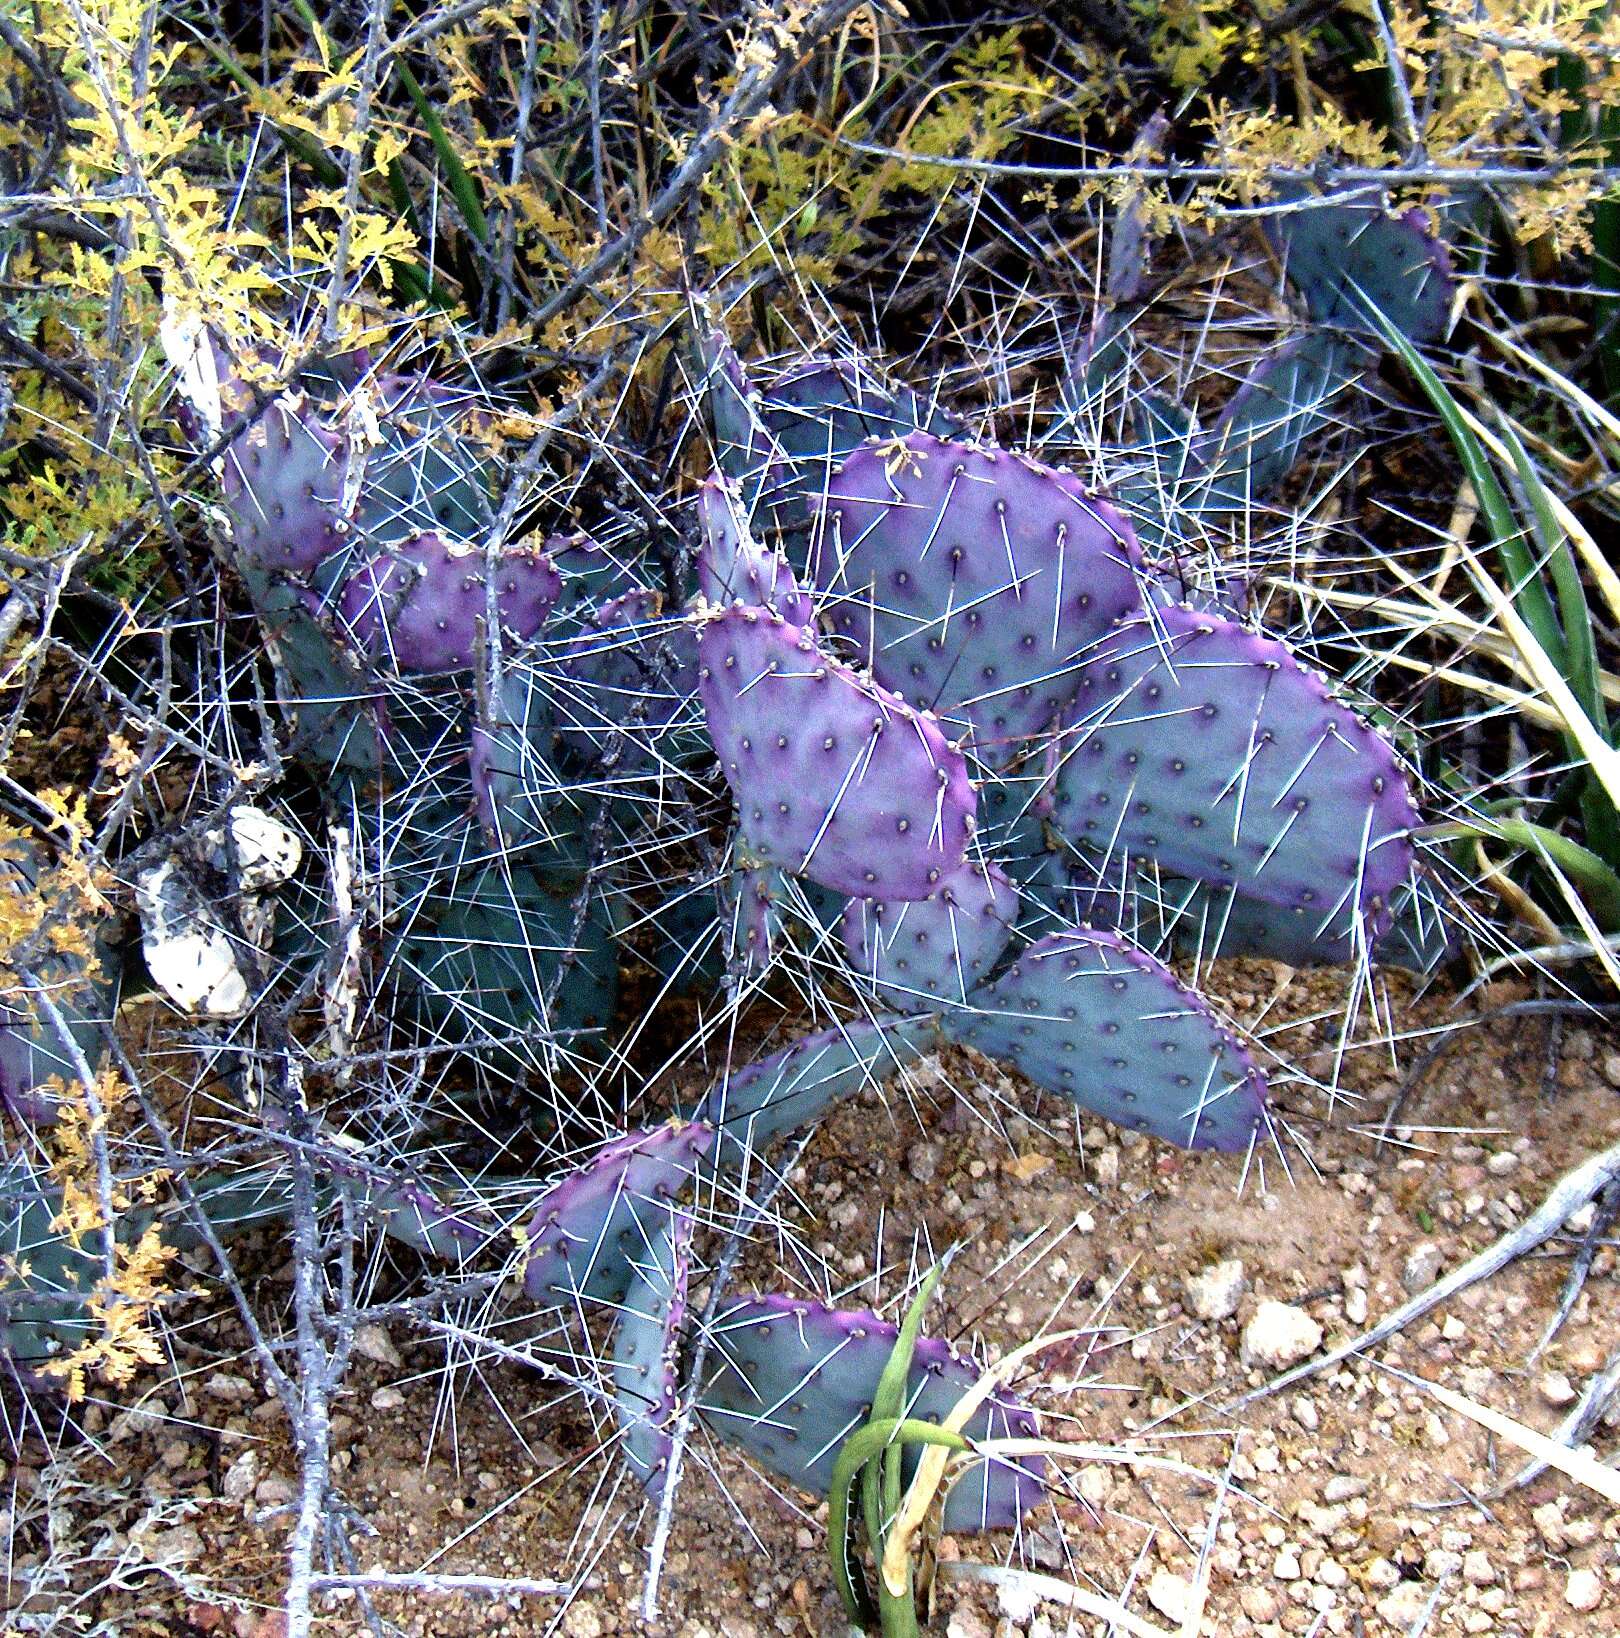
top-left (5, 969), bottom-right (1619, 1638)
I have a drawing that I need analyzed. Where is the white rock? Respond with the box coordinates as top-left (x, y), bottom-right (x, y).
top-left (1402, 1242), bottom-right (1443, 1293)
top-left (1376, 1582), bottom-right (1434, 1626)
top-left (1364, 1557), bottom-right (1400, 1591)
top-left (1241, 1301), bottom-right (1323, 1370)
top-left (223, 1448), bottom-right (260, 1502)
top-left (1566, 1568), bottom-right (1602, 1611)
top-left (1183, 1258), bottom-right (1246, 1321)
top-left (137, 860), bottom-right (248, 1016)
top-left (1539, 1371), bottom-right (1578, 1408)
top-left (995, 1575), bottom-right (1042, 1623)
top-left (561, 1606), bottom-right (604, 1638)
top-left (222, 806), bottom-right (302, 889)
top-left (370, 1385), bottom-right (405, 1411)
top-left (353, 1324), bottom-right (402, 1368)
top-left (1485, 1150), bottom-right (1519, 1176)
top-left (1462, 1550), bottom-right (1496, 1587)
top-left (1145, 1569), bottom-right (1195, 1624)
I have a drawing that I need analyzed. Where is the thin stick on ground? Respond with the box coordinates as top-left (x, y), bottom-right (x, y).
top-left (1485, 1345), bottom-right (1620, 1501)
top-left (1222, 1136), bottom-right (1620, 1412)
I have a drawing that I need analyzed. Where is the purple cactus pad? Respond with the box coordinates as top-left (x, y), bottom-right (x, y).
top-left (694, 1014), bottom-right (937, 1165)
top-left (697, 475), bottom-right (815, 624)
top-left (522, 1122), bottom-right (712, 1306)
top-left (338, 532), bottom-right (561, 672)
top-left (841, 859), bottom-right (1016, 1013)
top-left (611, 1207), bottom-right (694, 1499)
top-left (1047, 601), bottom-right (1420, 950)
top-left (220, 397), bottom-right (354, 575)
top-left (940, 924), bottom-right (1269, 1152)
top-left (1267, 191), bottom-right (1455, 345)
top-left (698, 606), bottom-right (976, 899)
top-left (811, 433), bottom-right (1149, 765)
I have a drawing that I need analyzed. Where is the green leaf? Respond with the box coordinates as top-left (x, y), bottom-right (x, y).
top-left (393, 60), bottom-right (491, 249)
top-left (1452, 815), bottom-right (1620, 933)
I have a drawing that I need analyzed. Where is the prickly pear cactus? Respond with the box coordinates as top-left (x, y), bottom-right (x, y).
top-left (56, 226), bottom-right (1457, 1538)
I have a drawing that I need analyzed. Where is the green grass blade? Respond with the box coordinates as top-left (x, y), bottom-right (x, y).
top-left (1451, 815), bottom-right (1620, 932)
top-left (865, 1264), bottom-right (944, 1633)
top-left (1499, 424), bottom-right (1603, 733)
top-left (1498, 420), bottom-right (1620, 863)
top-left (829, 1416), bottom-right (969, 1631)
top-left (393, 60), bottom-right (491, 248)
top-left (1370, 312), bottom-right (1568, 676)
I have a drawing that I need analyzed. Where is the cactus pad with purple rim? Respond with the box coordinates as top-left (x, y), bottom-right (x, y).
top-left (697, 476), bottom-right (814, 625)
top-left (698, 329), bottom-right (794, 512)
top-left (697, 1292), bottom-right (1044, 1532)
top-left (1267, 191), bottom-right (1454, 345)
top-left (522, 1122), bottom-right (712, 1305)
top-left (693, 1014), bottom-right (937, 1166)
top-left (1047, 601), bottom-right (1419, 950)
top-left (338, 532), bottom-right (561, 673)
top-left (698, 606), bottom-right (976, 899)
top-left (940, 926), bottom-right (1268, 1152)
top-left (841, 860), bottom-right (1016, 1013)
top-left (611, 1207), bottom-right (693, 1499)
top-left (364, 1180), bottom-right (503, 1261)
top-left (813, 434), bottom-right (1146, 764)
top-left (220, 398), bottom-right (353, 576)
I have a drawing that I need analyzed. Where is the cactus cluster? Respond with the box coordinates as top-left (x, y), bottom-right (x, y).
top-left (4, 188), bottom-right (1459, 1552)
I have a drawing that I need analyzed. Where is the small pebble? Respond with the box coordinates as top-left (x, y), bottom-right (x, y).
top-left (1566, 1567), bottom-right (1603, 1612)
top-left (255, 1475), bottom-right (295, 1507)
top-left (1377, 1582), bottom-right (1435, 1626)
top-left (1539, 1371), bottom-right (1578, 1409)
top-left (1241, 1301), bottom-right (1323, 1370)
top-left (1240, 1586), bottom-right (1280, 1621)
top-left (1183, 1258), bottom-right (1246, 1322)
top-left (1402, 1243), bottom-right (1443, 1293)
top-left (222, 1449), bottom-right (260, 1503)
top-left (1145, 1569), bottom-right (1194, 1624)
top-left (353, 1324), bottom-right (402, 1368)
top-left (1462, 1550), bottom-right (1496, 1587)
